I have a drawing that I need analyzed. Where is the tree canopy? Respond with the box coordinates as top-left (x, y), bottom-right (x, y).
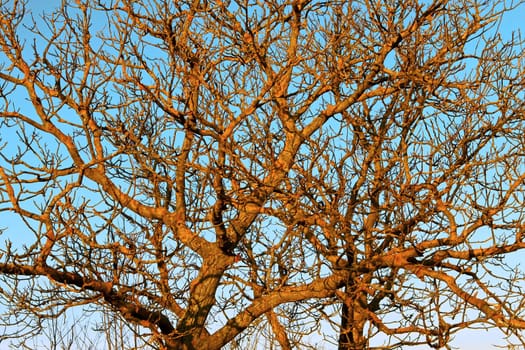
top-left (1, 0), bottom-right (525, 349)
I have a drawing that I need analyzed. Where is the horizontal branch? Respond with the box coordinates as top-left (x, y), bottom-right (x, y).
top-left (0, 262), bottom-right (176, 335)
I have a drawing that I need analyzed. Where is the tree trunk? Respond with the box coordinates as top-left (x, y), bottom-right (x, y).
top-left (338, 285), bottom-right (368, 350)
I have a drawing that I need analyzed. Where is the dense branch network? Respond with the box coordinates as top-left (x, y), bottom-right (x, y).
top-left (0, 0), bottom-right (524, 349)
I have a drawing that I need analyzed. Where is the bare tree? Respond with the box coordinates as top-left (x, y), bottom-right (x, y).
top-left (1, 0), bottom-right (525, 349)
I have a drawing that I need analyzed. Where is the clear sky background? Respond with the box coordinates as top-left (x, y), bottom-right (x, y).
top-left (1, 1), bottom-right (525, 349)
top-left (429, 3), bottom-right (525, 349)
